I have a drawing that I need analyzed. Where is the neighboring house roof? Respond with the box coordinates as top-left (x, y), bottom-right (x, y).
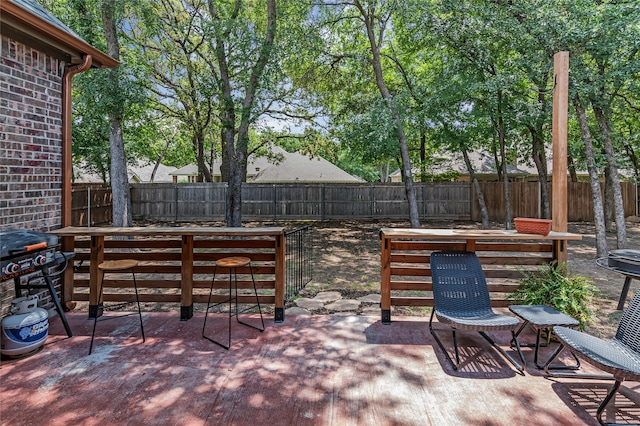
top-left (74, 160), bottom-right (177, 183)
top-left (1, 0), bottom-right (118, 68)
top-left (251, 151), bottom-right (363, 183)
top-left (170, 147), bottom-right (362, 183)
top-left (170, 146), bottom-right (288, 178)
top-left (169, 164), bottom-right (200, 177)
top-left (391, 150), bottom-right (540, 182)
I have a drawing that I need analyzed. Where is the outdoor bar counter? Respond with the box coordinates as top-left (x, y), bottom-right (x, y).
top-left (380, 228), bottom-right (582, 324)
top-left (51, 226), bottom-right (285, 321)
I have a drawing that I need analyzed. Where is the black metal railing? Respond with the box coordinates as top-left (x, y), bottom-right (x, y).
top-left (285, 226), bottom-right (313, 301)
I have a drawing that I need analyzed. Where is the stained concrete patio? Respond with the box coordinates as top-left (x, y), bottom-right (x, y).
top-left (1, 312), bottom-right (638, 425)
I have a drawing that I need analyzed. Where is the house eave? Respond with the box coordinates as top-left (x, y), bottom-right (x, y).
top-left (1, 1), bottom-right (118, 68)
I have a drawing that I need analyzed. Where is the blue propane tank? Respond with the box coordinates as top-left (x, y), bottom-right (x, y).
top-left (1, 295), bottom-right (49, 358)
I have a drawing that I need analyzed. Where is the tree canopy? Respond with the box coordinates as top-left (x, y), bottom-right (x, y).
top-left (49, 0), bottom-right (639, 234)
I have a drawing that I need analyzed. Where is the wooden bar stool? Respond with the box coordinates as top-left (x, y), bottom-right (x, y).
top-left (89, 259), bottom-right (145, 355)
top-left (202, 256), bottom-right (264, 349)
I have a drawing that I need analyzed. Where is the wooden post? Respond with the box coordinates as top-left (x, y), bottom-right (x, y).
top-left (181, 235), bottom-right (194, 320)
top-left (88, 235), bottom-right (104, 318)
top-left (552, 51), bottom-right (569, 264)
top-left (274, 232), bottom-right (286, 322)
top-left (380, 232), bottom-right (391, 324)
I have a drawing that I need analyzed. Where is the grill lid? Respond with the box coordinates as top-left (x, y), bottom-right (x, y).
top-left (0, 230), bottom-right (59, 260)
top-left (608, 249), bottom-right (640, 275)
top-left (609, 249), bottom-right (640, 261)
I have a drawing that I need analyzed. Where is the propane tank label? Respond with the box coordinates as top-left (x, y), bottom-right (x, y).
top-left (4, 319), bottom-right (49, 343)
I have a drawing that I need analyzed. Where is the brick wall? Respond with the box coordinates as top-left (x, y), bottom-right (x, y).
top-left (1, 35), bottom-right (66, 316)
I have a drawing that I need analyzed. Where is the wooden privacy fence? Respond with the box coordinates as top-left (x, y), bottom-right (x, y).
top-left (476, 181), bottom-right (639, 222)
top-left (73, 181), bottom-right (639, 224)
top-left (71, 184), bottom-right (112, 226)
top-left (130, 182), bottom-right (473, 221)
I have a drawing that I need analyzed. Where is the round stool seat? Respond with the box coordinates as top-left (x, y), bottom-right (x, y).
top-left (98, 259), bottom-right (138, 271)
top-left (215, 256), bottom-right (251, 268)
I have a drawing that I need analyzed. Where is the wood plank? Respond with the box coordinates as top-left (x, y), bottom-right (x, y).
top-left (381, 228), bottom-right (581, 241)
top-left (51, 226), bottom-right (285, 237)
top-left (474, 242), bottom-right (553, 252)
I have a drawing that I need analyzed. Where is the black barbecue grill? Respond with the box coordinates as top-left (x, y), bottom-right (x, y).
top-left (1, 230), bottom-right (74, 337)
top-left (596, 249), bottom-right (640, 310)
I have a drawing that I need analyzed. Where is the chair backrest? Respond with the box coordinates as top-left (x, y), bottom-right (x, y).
top-left (430, 251), bottom-right (492, 316)
top-left (615, 289), bottom-right (640, 353)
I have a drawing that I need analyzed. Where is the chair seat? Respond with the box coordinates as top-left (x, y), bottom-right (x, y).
top-left (215, 257), bottom-right (251, 268)
top-left (99, 259), bottom-right (138, 271)
top-left (436, 310), bottom-right (520, 331)
top-left (554, 326), bottom-right (640, 381)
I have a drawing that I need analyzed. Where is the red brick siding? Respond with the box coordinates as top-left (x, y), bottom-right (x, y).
top-left (1, 35), bottom-right (64, 233)
top-left (1, 35), bottom-right (66, 316)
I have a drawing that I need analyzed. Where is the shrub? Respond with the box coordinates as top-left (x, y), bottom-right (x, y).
top-left (509, 261), bottom-right (598, 329)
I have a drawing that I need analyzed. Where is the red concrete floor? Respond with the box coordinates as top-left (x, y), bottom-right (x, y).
top-left (1, 311), bottom-right (638, 426)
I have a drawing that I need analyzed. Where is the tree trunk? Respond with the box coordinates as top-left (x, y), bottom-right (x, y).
top-left (604, 166), bottom-right (613, 230)
top-left (574, 95), bottom-right (608, 257)
top-left (102, 0), bottom-right (132, 227)
top-left (529, 126), bottom-right (550, 218)
top-left (193, 130), bottom-right (212, 182)
top-left (356, 1), bottom-right (420, 227)
top-left (593, 105), bottom-right (627, 248)
top-left (420, 129), bottom-right (426, 183)
top-left (496, 93), bottom-right (512, 229)
top-left (463, 149), bottom-right (489, 229)
top-left (151, 136), bottom-right (171, 183)
top-left (209, 0), bottom-right (276, 227)
top-left (568, 155), bottom-right (578, 182)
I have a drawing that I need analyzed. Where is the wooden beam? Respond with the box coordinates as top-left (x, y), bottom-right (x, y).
top-left (552, 52), bottom-right (569, 235)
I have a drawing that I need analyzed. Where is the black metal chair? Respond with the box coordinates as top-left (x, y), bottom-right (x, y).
top-left (546, 290), bottom-right (640, 425)
top-left (429, 251), bottom-right (525, 373)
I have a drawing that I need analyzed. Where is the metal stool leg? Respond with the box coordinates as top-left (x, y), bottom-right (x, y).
top-left (202, 265), bottom-right (233, 350)
top-left (132, 269), bottom-right (145, 343)
top-left (235, 263), bottom-right (265, 332)
top-left (203, 257), bottom-right (264, 349)
top-left (89, 269), bottom-right (105, 355)
top-left (89, 261), bottom-right (144, 355)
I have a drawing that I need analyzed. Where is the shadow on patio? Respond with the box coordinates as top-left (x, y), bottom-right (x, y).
top-left (1, 312), bottom-right (638, 425)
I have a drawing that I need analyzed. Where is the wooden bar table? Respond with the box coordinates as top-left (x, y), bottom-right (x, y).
top-left (51, 226), bottom-right (286, 322)
top-left (379, 228), bottom-right (582, 324)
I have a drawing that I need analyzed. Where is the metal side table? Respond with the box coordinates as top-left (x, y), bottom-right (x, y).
top-left (509, 304), bottom-right (581, 370)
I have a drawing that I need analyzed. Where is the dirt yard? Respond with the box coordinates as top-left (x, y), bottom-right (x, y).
top-left (289, 218), bottom-right (640, 339)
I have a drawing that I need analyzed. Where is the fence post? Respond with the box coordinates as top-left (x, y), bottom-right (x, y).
top-left (370, 184), bottom-right (374, 219)
top-left (321, 184), bottom-right (325, 220)
top-left (174, 184), bottom-right (178, 222)
top-left (87, 186), bottom-right (91, 227)
top-left (273, 183), bottom-right (277, 220)
top-left (422, 183), bottom-right (426, 220)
